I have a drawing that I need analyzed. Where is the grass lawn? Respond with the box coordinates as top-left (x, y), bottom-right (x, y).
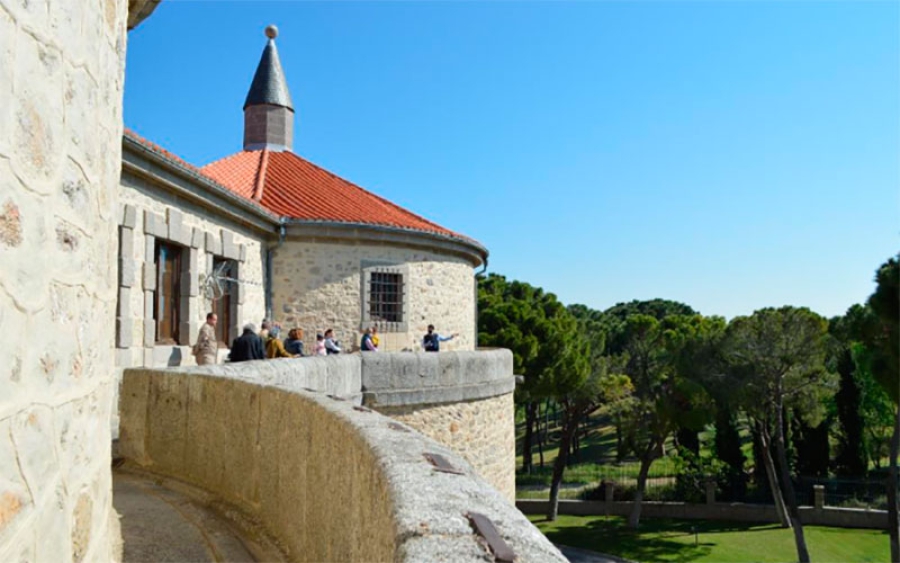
top-left (529, 515), bottom-right (889, 563)
top-left (516, 416), bottom-right (679, 491)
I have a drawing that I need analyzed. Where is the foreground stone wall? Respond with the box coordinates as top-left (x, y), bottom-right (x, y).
top-left (272, 240), bottom-right (476, 353)
top-left (119, 366), bottom-right (565, 562)
top-left (0, 0), bottom-right (128, 560)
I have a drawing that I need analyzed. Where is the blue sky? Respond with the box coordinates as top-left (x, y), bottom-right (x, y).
top-left (124, 1), bottom-right (898, 320)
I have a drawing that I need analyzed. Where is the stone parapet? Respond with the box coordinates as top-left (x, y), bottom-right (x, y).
top-left (361, 348), bottom-right (514, 407)
top-left (162, 355), bottom-right (363, 402)
top-left (361, 349), bottom-right (516, 502)
top-left (118, 366), bottom-right (564, 563)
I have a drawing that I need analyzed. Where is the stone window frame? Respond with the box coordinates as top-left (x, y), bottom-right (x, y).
top-left (360, 261), bottom-right (409, 333)
top-left (115, 204), bottom-right (247, 364)
top-left (153, 240), bottom-right (184, 345)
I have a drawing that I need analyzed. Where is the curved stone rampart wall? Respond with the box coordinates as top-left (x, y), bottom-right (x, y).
top-left (0, 0), bottom-right (127, 560)
top-left (375, 394), bottom-right (516, 504)
top-left (272, 240), bottom-right (476, 353)
top-left (118, 364), bottom-right (565, 563)
top-left (361, 350), bottom-right (516, 502)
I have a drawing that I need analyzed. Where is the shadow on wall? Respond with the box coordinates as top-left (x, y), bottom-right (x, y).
top-left (166, 347), bottom-right (182, 366)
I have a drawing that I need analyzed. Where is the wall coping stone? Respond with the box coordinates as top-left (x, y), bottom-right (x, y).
top-left (361, 349), bottom-right (514, 407)
top-left (149, 349), bottom-right (516, 410)
top-left (155, 355), bottom-right (363, 401)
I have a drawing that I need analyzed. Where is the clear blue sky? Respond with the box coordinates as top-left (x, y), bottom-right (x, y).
top-left (124, 1), bottom-right (898, 320)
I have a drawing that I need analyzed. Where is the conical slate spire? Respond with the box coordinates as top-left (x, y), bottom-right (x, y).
top-left (243, 25), bottom-right (295, 152)
top-left (243, 25), bottom-right (293, 111)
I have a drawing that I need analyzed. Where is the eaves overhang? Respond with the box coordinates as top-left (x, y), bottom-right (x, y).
top-left (127, 0), bottom-right (162, 30)
top-left (283, 219), bottom-right (488, 268)
top-left (122, 135), bottom-right (280, 235)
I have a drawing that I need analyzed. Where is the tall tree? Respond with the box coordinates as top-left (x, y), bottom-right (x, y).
top-left (546, 305), bottom-right (632, 520)
top-left (830, 305), bottom-right (883, 476)
top-left (833, 342), bottom-right (868, 476)
top-left (723, 307), bottom-right (836, 563)
top-left (615, 314), bottom-right (716, 528)
top-left (865, 256), bottom-right (900, 562)
top-left (714, 409), bottom-right (747, 499)
top-left (793, 414), bottom-right (830, 478)
top-left (478, 274), bottom-right (571, 473)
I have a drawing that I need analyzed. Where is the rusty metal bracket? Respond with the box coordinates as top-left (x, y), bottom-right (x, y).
top-left (424, 453), bottom-right (464, 475)
top-left (467, 512), bottom-right (516, 562)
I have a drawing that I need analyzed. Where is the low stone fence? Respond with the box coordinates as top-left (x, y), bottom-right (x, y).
top-left (118, 362), bottom-right (564, 562)
top-left (517, 498), bottom-right (888, 530)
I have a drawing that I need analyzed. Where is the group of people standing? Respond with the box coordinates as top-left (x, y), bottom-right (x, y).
top-left (226, 321), bottom-right (345, 362)
top-left (191, 312), bottom-right (457, 365)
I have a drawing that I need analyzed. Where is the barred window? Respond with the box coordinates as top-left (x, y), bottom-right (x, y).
top-left (369, 272), bottom-right (404, 323)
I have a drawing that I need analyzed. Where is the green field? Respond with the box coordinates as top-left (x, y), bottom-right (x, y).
top-left (530, 515), bottom-right (889, 563)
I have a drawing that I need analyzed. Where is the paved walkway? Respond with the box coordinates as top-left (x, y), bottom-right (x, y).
top-left (113, 472), bottom-right (258, 563)
top-left (558, 544), bottom-right (635, 563)
top-left (115, 471), bottom-right (627, 563)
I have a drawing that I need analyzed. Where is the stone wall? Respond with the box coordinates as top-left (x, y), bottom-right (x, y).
top-left (361, 350), bottom-right (516, 502)
top-left (0, 0), bottom-right (128, 560)
top-left (116, 172), bottom-right (268, 370)
top-left (517, 500), bottom-right (890, 530)
top-left (272, 240), bottom-right (476, 353)
top-left (118, 365), bottom-right (565, 562)
top-left (377, 393), bottom-right (516, 503)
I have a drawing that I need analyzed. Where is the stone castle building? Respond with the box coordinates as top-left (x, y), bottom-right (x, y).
top-left (0, 3), bottom-right (565, 561)
top-left (117, 25), bottom-right (487, 373)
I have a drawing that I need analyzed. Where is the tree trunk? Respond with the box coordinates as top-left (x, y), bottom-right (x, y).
top-left (628, 445), bottom-right (656, 529)
top-left (757, 420), bottom-right (791, 528)
top-left (523, 401), bottom-right (536, 474)
top-left (775, 398), bottom-right (810, 563)
top-left (571, 420), bottom-right (579, 462)
top-left (537, 402), bottom-right (545, 469)
top-left (547, 412), bottom-right (578, 521)
top-left (887, 404), bottom-right (900, 563)
top-left (535, 402), bottom-right (543, 468)
top-left (616, 417), bottom-right (625, 462)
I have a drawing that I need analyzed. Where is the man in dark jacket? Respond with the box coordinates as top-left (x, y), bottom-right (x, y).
top-left (229, 323), bottom-right (265, 362)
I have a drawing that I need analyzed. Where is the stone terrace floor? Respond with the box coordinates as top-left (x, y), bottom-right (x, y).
top-left (113, 472), bottom-right (259, 562)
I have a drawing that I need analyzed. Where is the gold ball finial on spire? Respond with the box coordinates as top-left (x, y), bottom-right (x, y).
top-left (265, 25), bottom-right (278, 39)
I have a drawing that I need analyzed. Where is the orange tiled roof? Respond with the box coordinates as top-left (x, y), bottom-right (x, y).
top-left (202, 150), bottom-right (464, 239)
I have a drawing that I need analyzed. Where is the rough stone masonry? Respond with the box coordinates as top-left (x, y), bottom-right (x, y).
top-left (0, 0), bottom-right (155, 560)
